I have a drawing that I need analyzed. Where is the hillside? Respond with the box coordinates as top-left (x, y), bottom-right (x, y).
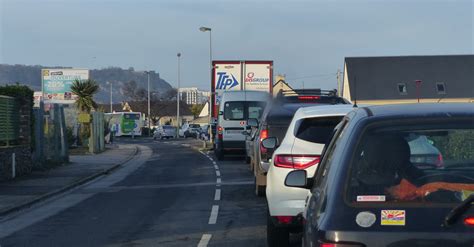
top-left (0, 64), bottom-right (173, 103)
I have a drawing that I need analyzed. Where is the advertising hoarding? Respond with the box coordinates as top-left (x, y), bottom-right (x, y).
top-left (42, 69), bottom-right (89, 103)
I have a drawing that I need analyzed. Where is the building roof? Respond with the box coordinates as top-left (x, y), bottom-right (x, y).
top-left (344, 55), bottom-right (474, 101)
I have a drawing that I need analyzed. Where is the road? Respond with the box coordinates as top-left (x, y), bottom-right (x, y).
top-left (0, 138), bottom-right (303, 247)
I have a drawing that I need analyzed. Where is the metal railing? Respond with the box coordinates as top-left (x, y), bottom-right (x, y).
top-left (0, 95), bottom-right (19, 146)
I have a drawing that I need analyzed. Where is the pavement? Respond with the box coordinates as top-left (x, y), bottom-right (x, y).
top-left (0, 143), bottom-right (138, 217)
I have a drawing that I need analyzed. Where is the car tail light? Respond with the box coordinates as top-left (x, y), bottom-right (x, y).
top-left (217, 126), bottom-right (223, 139)
top-left (275, 216), bottom-right (293, 224)
top-left (464, 216), bottom-right (474, 226)
top-left (274, 155), bottom-right (320, 169)
top-left (436, 153), bottom-right (444, 167)
top-left (259, 129), bottom-right (268, 141)
top-left (319, 242), bottom-right (364, 247)
top-left (298, 95), bottom-right (320, 101)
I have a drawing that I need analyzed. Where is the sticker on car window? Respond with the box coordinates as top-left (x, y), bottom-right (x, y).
top-left (381, 210), bottom-right (405, 226)
top-left (357, 195), bottom-right (386, 202)
top-left (356, 211), bottom-right (376, 228)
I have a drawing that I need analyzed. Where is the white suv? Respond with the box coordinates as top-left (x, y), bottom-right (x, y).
top-left (263, 104), bottom-right (353, 247)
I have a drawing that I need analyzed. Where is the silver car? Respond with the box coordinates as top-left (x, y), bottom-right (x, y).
top-left (153, 125), bottom-right (177, 140)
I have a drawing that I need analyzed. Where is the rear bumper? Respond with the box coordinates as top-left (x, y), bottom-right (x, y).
top-left (218, 140), bottom-right (246, 150)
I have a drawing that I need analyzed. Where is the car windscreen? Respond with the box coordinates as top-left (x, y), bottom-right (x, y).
top-left (347, 122), bottom-right (474, 205)
top-left (295, 116), bottom-right (343, 144)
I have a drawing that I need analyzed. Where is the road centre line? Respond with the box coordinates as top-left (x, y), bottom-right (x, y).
top-left (197, 234), bottom-right (212, 247)
top-left (208, 205), bottom-right (219, 224)
top-left (214, 165), bottom-right (219, 170)
top-left (215, 170), bottom-right (221, 177)
top-left (216, 178), bottom-right (221, 184)
top-left (214, 189), bottom-right (221, 201)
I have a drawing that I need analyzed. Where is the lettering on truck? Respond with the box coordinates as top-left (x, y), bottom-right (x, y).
top-left (216, 72), bottom-right (239, 90)
top-left (244, 72), bottom-right (269, 83)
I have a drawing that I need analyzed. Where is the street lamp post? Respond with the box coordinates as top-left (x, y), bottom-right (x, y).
top-left (199, 26), bottom-right (213, 144)
top-left (145, 71), bottom-right (152, 136)
top-left (177, 53), bottom-right (181, 137)
top-left (107, 81), bottom-right (113, 113)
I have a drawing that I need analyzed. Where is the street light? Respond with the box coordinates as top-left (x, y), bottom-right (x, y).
top-left (177, 53), bottom-right (181, 137)
top-left (199, 26), bottom-right (213, 144)
top-left (106, 81), bottom-right (112, 113)
top-left (145, 71), bottom-right (151, 136)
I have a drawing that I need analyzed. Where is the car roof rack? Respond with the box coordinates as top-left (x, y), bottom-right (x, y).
top-left (276, 89), bottom-right (338, 98)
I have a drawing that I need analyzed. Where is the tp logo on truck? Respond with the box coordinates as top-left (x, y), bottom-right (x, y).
top-left (216, 72), bottom-right (239, 90)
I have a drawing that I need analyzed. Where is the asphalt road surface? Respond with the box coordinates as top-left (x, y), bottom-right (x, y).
top-left (0, 138), bottom-right (301, 247)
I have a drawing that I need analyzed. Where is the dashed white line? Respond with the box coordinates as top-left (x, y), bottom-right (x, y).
top-left (215, 170), bottom-right (221, 177)
top-left (197, 234), bottom-right (212, 247)
top-left (208, 205), bottom-right (219, 224)
top-left (212, 161), bottom-right (217, 165)
top-left (216, 177), bottom-right (221, 184)
top-left (214, 165), bottom-right (219, 170)
top-left (214, 189), bottom-right (221, 201)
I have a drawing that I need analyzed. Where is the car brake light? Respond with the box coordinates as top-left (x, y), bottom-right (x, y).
top-left (259, 129), bottom-right (268, 141)
top-left (217, 126), bottom-right (223, 139)
top-left (319, 242), bottom-right (364, 247)
top-left (298, 95), bottom-right (320, 101)
top-left (274, 155), bottom-right (320, 169)
top-left (275, 216), bottom-right (293, 224)
top-left (436, 153), bottom-right (444, 167)
top-left (464, 216), bottom-right (474, 226)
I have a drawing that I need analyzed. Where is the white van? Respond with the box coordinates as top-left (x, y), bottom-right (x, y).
top-left (215, 91), bottom-right (270, 160)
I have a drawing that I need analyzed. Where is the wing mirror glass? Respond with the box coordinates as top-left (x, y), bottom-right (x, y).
top-left (285, 170), bottom-right (308, 188)
top-left (262, 137), bottom-right (277, 149)
top-left (247, 118), bottom-right (259, 128)
top-left (218, 111), bottom-right (223, 116)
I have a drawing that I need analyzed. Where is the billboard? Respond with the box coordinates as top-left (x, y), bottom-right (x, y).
top-left (42, 69), bottom-right (89, 103)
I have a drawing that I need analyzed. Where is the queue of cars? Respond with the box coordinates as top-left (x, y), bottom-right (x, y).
top-left (214, 89), bottom-right (474, 247)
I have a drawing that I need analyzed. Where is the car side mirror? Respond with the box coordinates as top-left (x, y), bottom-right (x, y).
top-left (247, 118), bottom-right (259, 128)
top-left (285, 170), bottom-right (312, 189)
top-left (262, 137), bottom-right (278, 149)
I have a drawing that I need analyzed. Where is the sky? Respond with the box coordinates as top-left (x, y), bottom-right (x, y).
top-left (0, 0), bottom-right (472, 91)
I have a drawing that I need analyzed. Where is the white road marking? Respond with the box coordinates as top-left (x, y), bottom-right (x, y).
top-left (215, 170), bottom-right (221, 177)
top-left (216, 178), bottom-right (221, 184)
top-left (214, 165), bottom-right (219, 170)
top-left (214, 189), bottom-right (221, 201)
top-left (208, 205), bottom-right (219, 224)
top-left (212, 161), bottom-right (217, 165)
top-left (197, 234), bottom-right (212, 247)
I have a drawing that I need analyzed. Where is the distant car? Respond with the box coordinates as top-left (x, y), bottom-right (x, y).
top-left (283, 103), bottom-right (474, 247)
top-left (185, 124), bottom-right (201, 138)
top-left (153, 125), bottom-right (176, 140)
top-left (407, 135), bottom-right (444, 169)
top-left (264, 105), bottom-right (353, 246)
top-left (250, 89), bottom-right (350, 196)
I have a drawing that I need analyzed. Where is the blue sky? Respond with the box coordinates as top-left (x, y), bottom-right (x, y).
top-left (0, 0), bottom-right (472, 90)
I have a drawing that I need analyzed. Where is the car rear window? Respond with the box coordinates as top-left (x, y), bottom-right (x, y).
top-left (295, 116), bottom-right (343, 144)
top-left (224, 101), bottom-right (266, 121)
top-left (163, 126), bottom-right (174, 129)
top-left (189, 124), bottom-right (200, 128)
top-left (347, 122), bottom-right (474, 205)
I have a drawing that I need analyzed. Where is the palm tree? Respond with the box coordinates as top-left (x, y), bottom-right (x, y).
top-left (70, 79), bottom-right (100, 147)
top-left (71, 79), bottom-right (99, 113)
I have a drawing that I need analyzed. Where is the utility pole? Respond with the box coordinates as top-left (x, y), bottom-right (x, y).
top-left (146, 71), bottom-right (151, 136)
top-left (336, 69), bottom-right (341, 96)
top-left (177, 53), bottom-right (181, 137)
top-left (107, 81), bottom-right (113, 113)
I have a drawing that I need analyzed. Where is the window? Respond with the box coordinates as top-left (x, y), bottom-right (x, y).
top-left (347, 123), bottom-right (474, 205)
top-left (436, 82), bottom-right (446, 94)
top-left (224, 102), bottom-right (244, 120)
top-left (248, 101), bottom-right (266, 119)
top-left (397, 83), bottom-right (407, 95)
top-left (295, 116), bottom-right (343, 144)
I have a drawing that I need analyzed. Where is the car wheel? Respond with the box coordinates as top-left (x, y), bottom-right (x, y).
top-left (255, 177), bottom-right (266, 197)
top-left (267, 211), bottom-right (289, 247)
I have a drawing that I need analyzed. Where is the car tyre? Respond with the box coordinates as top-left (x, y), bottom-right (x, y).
top-left (267, 211), bottom-right (289, 247)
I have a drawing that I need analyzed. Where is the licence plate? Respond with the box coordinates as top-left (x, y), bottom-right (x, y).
top-left (226, 130), bottom-right (243, 134)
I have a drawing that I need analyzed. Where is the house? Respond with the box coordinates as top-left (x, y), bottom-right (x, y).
top-left (342, 55), bottom-right (474, 105)
top-left (273, 75), bottom-right (295, 97)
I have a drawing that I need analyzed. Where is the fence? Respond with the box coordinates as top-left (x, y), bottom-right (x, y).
top-left (0, 95), bottom-right (19, 146)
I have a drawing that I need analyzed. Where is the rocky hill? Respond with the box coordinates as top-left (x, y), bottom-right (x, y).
top-left (0, 64), bottom-right (173, 103)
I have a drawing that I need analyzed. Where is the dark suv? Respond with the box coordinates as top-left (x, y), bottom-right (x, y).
top-left (249, 89), bottom-right (349, 196)
top-left (285, 103), bottom-right (474, 247)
